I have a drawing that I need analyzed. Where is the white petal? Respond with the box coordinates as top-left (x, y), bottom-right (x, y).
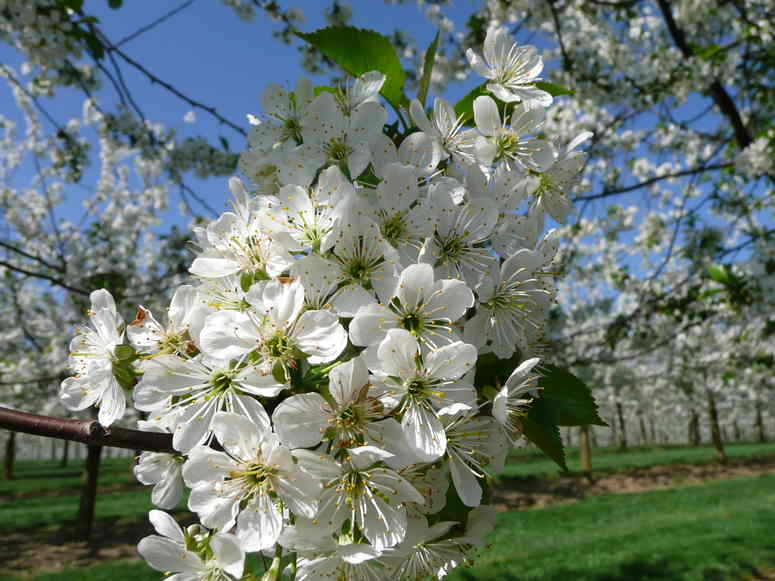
top-left (403, 404), bottom-right (446, 462)
top-left (425, 341), bottom-right (477, 380)
top-left (199, 311), bottom-right (257, 360)
top-left (473, 96), bottom-right (501, 136)
top-left (210, 533), bottom-right (245, 580)
top-left (272, 393), bottom-right (328, 448)
top-left (149, 510), bottom-right (184, 542)
top-left (293, 310), bottom-right (347, 363)
top-left (137, 536), bottom-right (202, 573)
top-left (211, 412), bottom-right (264, 459)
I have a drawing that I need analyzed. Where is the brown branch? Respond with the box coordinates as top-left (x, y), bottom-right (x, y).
top-left (94, 27), bottom-right (246, 137)
top-left (577, 162), bottom-right (731, 201)
top-left (0, 407), bottom-right (174, 453)
top-left (0, 259), bottom-right (89, 295)
top-left (655, 0), bottom-right (752, 148)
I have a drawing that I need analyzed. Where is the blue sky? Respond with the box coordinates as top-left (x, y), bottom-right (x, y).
top-left (0, 0), bottom-right (490, 229)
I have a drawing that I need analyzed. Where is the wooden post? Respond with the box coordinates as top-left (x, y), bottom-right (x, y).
top-left (755, 400), bottom-right (766, 443)
top-left (579, 425), bottom-right (592, 473)
top-left (60, 439), bottom-right (69, 467)
top-left (706, 389), bottom-right (727, 463)
top-left (77, 442), bottom-right (102, 540)
top-left (688, 410), bottom-right (701, 446)
top-left (616, 402), bottom-right (627, 450)
top-left (3, 431), bottom-right (16, 480)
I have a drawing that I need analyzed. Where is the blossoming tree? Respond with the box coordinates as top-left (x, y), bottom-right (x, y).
top-left (1, 22), bottom-right (608, 580)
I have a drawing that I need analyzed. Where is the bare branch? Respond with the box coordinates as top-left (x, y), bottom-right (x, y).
top-left (0, 406), bottom-right (174, 453)
top-left (0, 259), bottom-right (89, 296)
top-left (655, 0), bottom-right (752, 148)
top-left (577, 162), bottom-right (731, 201)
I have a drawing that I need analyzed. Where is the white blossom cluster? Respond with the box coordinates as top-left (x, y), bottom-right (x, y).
top-left (59, 27), bottom-right (588, 581)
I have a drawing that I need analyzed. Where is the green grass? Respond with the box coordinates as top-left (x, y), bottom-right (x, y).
top-left (2, 474), bottom-right (773, 581)
top-left (448, 473), bottom-right (775, 581)
top-left (502, 441), bottom-right (775, 478)
top-left (2, 443), bottom-right (775, 580)
top-left (0, 561), bottom-right (157, 581)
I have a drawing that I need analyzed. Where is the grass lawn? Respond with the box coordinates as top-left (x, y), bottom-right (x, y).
top-left (1, 443), bottom-right (774, 580)
top-left (449, 473), bottom-right (775, 581)
top-left (503, 441), bottom-right (775, 478)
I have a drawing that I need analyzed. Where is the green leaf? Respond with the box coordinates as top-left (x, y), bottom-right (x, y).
top-left (417, 31), bottom-right (440, 107)
top-left (453, 82), bottom-right (488, 126)
top-left (708, 264), bottom-right (731, 285)
top-left (297, 26), bottom-right (406, 109)
top-left (537, 364), bottom-right (607, 427)
top-left (107, 0), bottom-right (123, 8)
top-left (474, 351), bottom-right (522, 389)
top-left (219, 136), bottom-right (230, 151)
top-left (522, 398), bottom-right (567, 470)
top-left (534, 81), bottom-right (574, 97)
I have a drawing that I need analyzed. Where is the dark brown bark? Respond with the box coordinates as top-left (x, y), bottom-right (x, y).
top-left (616, 402), bottom-right (628, 450)
top-left (0, 406), bottom-right (173, 453)
top-left (579, 425), bottom-right (592, 473)
top-left (77, 443), bottom-right (102, 539)
top-left (60, 438), bottom-right (70, 467)
top-left (3, 431), bottom-right (16, 480)
top-left (656, 0), bottom-right (752, 149)
top-left (688, 410), bottom-right (701, 446)
top-left (706, 389), bottom-right (727, 463)
top-left (733, 420), bottom-right (741, 442)
top-left (755, 400), bottom-right (766, 443)
top-left (638, 413), bottom-right (648, 445)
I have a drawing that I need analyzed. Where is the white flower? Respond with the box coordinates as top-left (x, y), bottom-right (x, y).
top-left (532, 131), bottom-right (592, 223)
top-left (444, 410), bottom-right (508, 507)
top-left (473, 95), bottom-right (554, 172)
top-left (369, 329), bottom-right (477, 462)
top-left (466, 27), bottom-right (551, 107)
top-left (273, 356), bottom-right (415, 466)
top-left (59, 289), bottom-right (126, 427)
top-left (285, 91), bottom-right (386, 185)
top-left (280, 518), bottom-right (387, 581)
top-left (493, 358), bottom-right (541, 440)
top-left (295, 445), bottom-right (423, 550)
top-left (199, 279), bottom-right (347, 375)
top-left (464, 245), bottom-right (554, 359)
top-left (134, 416), bottom-right (184, 509)
top-left (261, 165), bottom-right (352, 253)
top-left (419, 189), bottom-right (499, 287)
top-left (409, 97), bottom-right (477, 163)
top-left (127, 285), bottom-right (210, 354)
top-left (137, 510), bottom-right (244, 581)
top-left (189, 195), bottom-right (294, 280)
top-left (183, 412), bottom-right (321, 552)
top-left (349, 263), bottom-right (474, 352)
top-left (383, 517), bottom-right (468, 580)
top-left (133, 353), bottom-right (282, 453)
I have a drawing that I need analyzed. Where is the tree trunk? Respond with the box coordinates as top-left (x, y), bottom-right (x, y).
top-left (579, 425), bottom-right (592, 472)
top-left (648, 416), bottom-right (656, 444)
top-left (706, 389), bottom-right (727, 463)
top-left (688, 410), bottom-right (701, 446)
top-left (77, 444), bottom-right (102, 539)
top-left (60, 439), bottom-right (69, 467)
top-left (590, 426), bottom-right (598, 448)
top-left (3, 431), bottom-right (16, 480)
top-left (755, 400), bottom-right (766, 443)
top-left (638, 414), bottom-right (648, 445)
top-left (616, 402), bottom-right (627, 450)
top-left (733, 420), bottom-right (741, 442)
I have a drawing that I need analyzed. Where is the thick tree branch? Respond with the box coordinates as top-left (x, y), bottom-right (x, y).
top-left (655, 0), bottom-right (752, 148)
top-left (0, 407), bottom-right (174, 453)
